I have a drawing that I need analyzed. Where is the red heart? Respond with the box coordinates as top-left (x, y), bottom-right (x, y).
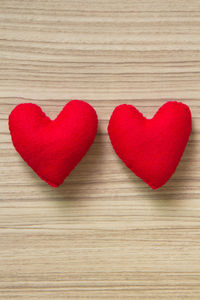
top-left (9, 100), bottom-right (98, 187)
top-left (108, 102), bottom-right (192, 189)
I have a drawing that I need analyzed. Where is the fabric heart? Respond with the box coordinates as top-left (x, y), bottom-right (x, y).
top-left (9, 100), bottom-right (98, 187)
top-left (108, 101), bottom-right (192, 189)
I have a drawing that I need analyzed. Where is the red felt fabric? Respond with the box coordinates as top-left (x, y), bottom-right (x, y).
top-left (9, 100), bottom-right (98, 187)
top-left (108, 101), bottom-right (192, 189)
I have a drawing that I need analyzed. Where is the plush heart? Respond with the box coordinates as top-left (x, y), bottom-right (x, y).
top-left (9, 100), bottom-right (98, 187)
top-left (108, 101), bottom-right (192, 189)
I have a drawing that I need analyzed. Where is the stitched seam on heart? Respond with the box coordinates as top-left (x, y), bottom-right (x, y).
top-left (39, 174), bottom-right (60, 188)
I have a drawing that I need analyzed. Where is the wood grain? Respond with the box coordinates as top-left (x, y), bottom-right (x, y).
top-left (0, 0), bottom-right (200, 299)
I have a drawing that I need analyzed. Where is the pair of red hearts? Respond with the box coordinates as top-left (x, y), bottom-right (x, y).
top-left (9, 100), bottom-right (192, 189)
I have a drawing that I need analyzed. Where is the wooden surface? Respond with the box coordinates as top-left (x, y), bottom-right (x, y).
top-left (0, 0), bottom-right (200, 299)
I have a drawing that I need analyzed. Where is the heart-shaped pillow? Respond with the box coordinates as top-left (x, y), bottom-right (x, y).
top-left (9, 100), bottom-right (98, 187)
top-left (108, 101), bottom-right (192, 189)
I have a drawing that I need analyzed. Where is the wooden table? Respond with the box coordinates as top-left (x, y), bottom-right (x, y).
top-left (1, 0), bottom-right (200, 299)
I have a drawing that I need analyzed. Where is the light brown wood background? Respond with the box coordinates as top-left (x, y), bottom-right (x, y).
top-left (0, 0), bottom-right (200, 299)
